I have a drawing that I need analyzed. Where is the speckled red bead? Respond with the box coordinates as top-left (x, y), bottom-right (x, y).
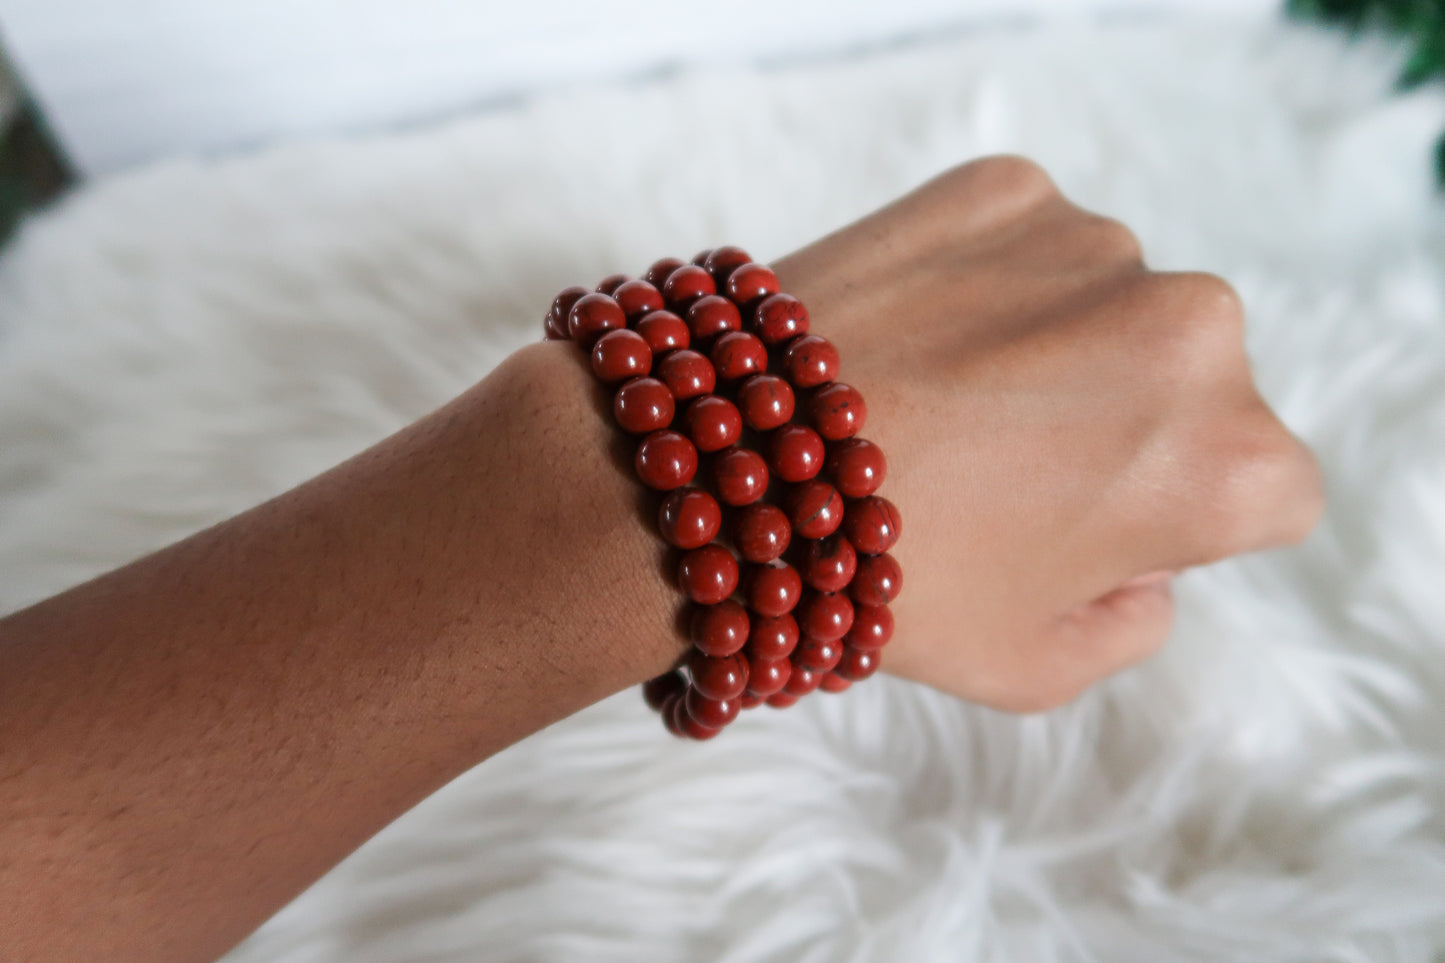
top-left (635, 430), bottom-right (697, 491)
top-left (843, 603), bottom-right (894, 650)
top-left (546, 285), bottom-right (589, 340)
top-left (732, 502), bottom-right (791, 563)
top-left (850, 552), bottom-right (903, 606)
top-left (809, 382), bottom-right (867, 440)
top-left (743, 561), bottom-right (802, 617)
top-left (685, 687), bottom-right (740, 728)
top-left (686, 295), bottom-right (743, 343)
top-left (683, 395), bottom-right (742, 453)
top-left (797, 590), bottom-right (855, 642)
top-left (657, 488), bottom-right (722, 550)
top-left (834, 645), bottom-right (881, 681)
top-left (568, 292), bottom-right (626, 345)
top-left (712, 446), bottom-right (770, 507)
top-left (690, 600), bottom-right (750, 657)
top-left (737, 374), bottom-right (795, 432)
top-left (743, 655), bottom-right (792, 697)
top-left (676, 543), bottom-right (739, 605)
top-left (745, 612), bottom-right (799, 661)
top-left (613, 377), bottom-right (675, 435)
top-left (753, 293), bottom-right (810, 345)
top-left (612, 279), bottom-right (665, 321)
top-left (688, 649), bottom-right (749, 700)
top-left (799, 535), bottom-right (858, 593)
top-left (656, 349), bottom-right (716, 400)
top-left (679, 708), bottom-right (722, 741)
top-left (795, 636), bottom-right (843, 672)
top-left (785, 479), bottom-right (844, 539)
top-left (590, 329), bottom-right (653, 383)
top-left (725, 262), bottom-right (780, 308)
top-left (782, 335), bottom-right (839, 388)
top-left (842, 495), bottom-right (902, 554)
top-left (703, 246), bottom-right (753, 289)
top-left (710, 331), bottom-right (768, 381)
top-left (767, 424), bottom-right (826, 483)
top-left (645, 257), bottom-right (687, 289)
top-left (782, 663), bottom-right (823, 696)
top-left (663, 265), bottom-right (716, 311)
top-left (826, 438), bottom-right (886, 498)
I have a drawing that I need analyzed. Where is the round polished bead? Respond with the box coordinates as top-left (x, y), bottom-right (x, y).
top-left (663, 694), bottom-right (687, 736)
top-left (710, 331), bottom-right (768, 381)
top-left (744, 655), bottom-right (791, 697)
top-left (744, 561), bottom-right (802, 617)
top-left (753, 293), bottom-right (810, 345)
top-left (690, 599), bottom-right (750, 657)
top-left (548, 285), bottom-right (590, 335)
top-left (567, 293), bottom-right (626, 345)
top-left (737, 374), bottom-right (795, 431)
top-left (797, 590), bottom-right (855, 642)
top-left (662, 265), bottom-right (717, 311)
top-left (645, 257), bottom-right (687, 288)
top-left (827, 438), bottom-right (887, 498)
top-left (657, 487), bottom-right (722, 550)
top-left (686, 295), bottom-right (743, 343)
top-left (783, 663), bottom-right (823, 696)
top-left (809, 382), bottom-right (867, 440)
top-left (740, 692), bottom-right (766, 709)
top-left (690, 248), bottom-right (714, 266)
top-left (799, 535), bottom-right (858, 593)
top-left (766, 691), bottom-right (799, 708)
top-left (820, 672), bottom-right (852, 693)
top-left (635, 310), bottom-right (691, 354)
top-left (635, 430), bottom-right (697, 491)
top-left (712, 446), bottom-right (770, 506)
top-left (785, 479), bottom-right (844, 539)
top-left (782, 334), bottom-right (840, 388)
top-left (612, 279), bottom-right (666, 321)
top-left (795, 636), bottom-right (843, 672)
top-left (642, 670), bottom-right (686, 711)
top-left (614, 377), bottom-right (675, 435)
top-left (850, 552), bottom-right (903, 605)
top-left (725, 262), bottom-right (781, 308)
top-left (656, 349), bottom-right (716, 401)
top-left (732, 502), bottom-right (791, 563)
top-left (596, 273), bottom-right (631, 296)
top-left (682, 396), bottom-right (742, 453)
top-left (834, 645), bottom-right (881, 681)
top-left (745, 612), bottom-right (799, 661)
top-left (844, 603), bottom-right (894, 650)
top-left (544, 311), bottom-right (570, 341)
top-left (677, 544), bottom-right (739, 605)
top-left (703, 246), bottom-right (754, 289)
top-left (843, 495), bottom-right (902, 554)
top-left (680, 709), bottom-right (722, 741)
top-left (685, 686), bottom-right (740, 728)
top-left (687, 649), bottom-right (749, 700)
top-left (590, 329), bottom-right (653, 383)
top-left (767, 424), bottom-right (826, 483)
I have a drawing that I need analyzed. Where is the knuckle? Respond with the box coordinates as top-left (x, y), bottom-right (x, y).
top-left (1196, 413), bottom-right (1323, 556)
top-left (1078, 214), bottom-right (1143, 263)
top-left (957, 154), bottom-right (1059, 203)
top-left (1130, 272), bottom-right (1246, 377)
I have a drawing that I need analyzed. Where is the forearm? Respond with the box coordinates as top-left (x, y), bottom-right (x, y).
top-left (0, 342), bottom-right (676, 962)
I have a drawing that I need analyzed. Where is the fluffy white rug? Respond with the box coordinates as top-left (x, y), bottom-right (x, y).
top-left (2, 17), bottom-right (1444, 963)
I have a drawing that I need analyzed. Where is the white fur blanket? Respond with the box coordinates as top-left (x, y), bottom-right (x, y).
top-left (2, 19), bottom-right (1444, 962)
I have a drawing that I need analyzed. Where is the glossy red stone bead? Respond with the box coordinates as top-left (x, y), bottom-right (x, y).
top-left (745, 612), bottom-right (799, 661)
top-left (843, 495), bottom-right (902, 554)
top-left (797, 590), bottom-right (855, 642)
top-left (680, 710), bottom-right (722, 741)
top-left (635, 430), bottom-right (697, 491)
top-left (544, 311), bottom-right (570, 341)
top-left (737, 374), bottom-right (795, 431)
top-left (690, 249), bottom-right (714, 266)
top-left (843, 603), bottom-right (894, 650)
top-left (827, 437), bottom-right (887, 498)
top-left (744, 561), bottom-right (802, 617)
top-left (834, 645), bottom-right (881, 681)
top-left (725, 262), bottom-right (780, 308)
top-left (548, 285), bottom-right (590, 336)
top-left (682, 395), bottom-right (742, 453)
top-left (782, 334), bottom-right (840, 388)
top-left (613, 377), bottom-right (675, 435)
top-left (685, 687), bottom-right (740, 729)
top-left (642, 670), bottom-right (686, 711)
top-left (656, 349), bottom-right (716, 401)
top-left (690, 599), bottom-right (750, 657)
top-left (820, 673), bottom-right (852, 693)
top-left (710, 331), bottom-right (767, 381)
top-left (799, 535), bottom-right (858, 593)
top-left (645, 257), bottom-right (687, 289)
top-left (686, 295), bottom-right (743, 343)
top-left (785, 479), bottom-right (844, 539)
top-left (732, 502), bottom-right (791, 564)
top-left (744, 655), bottom-right (792, 697)
top-left (635, 310), bottom-right (691, 354)
top-left (767, 423), bottom-right (826, 483)
top-left (703, 246), bottom-right (754, 289)
top-left (590, 329), bottom-right (653, 383)
top-left (712, 446), bottom-right (770, 506)
top-left (657, 487), bottom-right (722, 550)
top-left (740, 692), bottom-right (766, 709)
top-left (766, 691), bottom-right (799, 708)
top-left (596, 273), bottom-right (631, 296)
top-left (753, 293), bottom-right (810, 345)
top-left (567, 292), bottom-right (627, 345)
top-left (783, 663), bottom-right (823, 696)
top-left (687, 649), bottom-right (749, 700)
top-left (809, 382), bottom-right (867, 440)
top-left (850, 551), bottom-right (903, 605)
top-left (677, 544), bottom-right (739, 605)
top-left (662, 265), bottom-right (716, 311)
top-left (612, 278), bottom-right (665, 321)
top-left (795, 636), bottom-right (843, 672)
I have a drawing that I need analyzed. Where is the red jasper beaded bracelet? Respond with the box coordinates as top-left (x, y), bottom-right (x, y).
top-left (542, 246), bottom-right (902, 739)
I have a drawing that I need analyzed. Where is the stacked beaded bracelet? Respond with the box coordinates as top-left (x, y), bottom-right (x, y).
top-left (543, 246), bottom-right (902, 740)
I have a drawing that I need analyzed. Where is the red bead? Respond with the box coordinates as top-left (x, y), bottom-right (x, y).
top-left (614, 377), bottom-right (675, 435)
top-left (820, 673), bottom-right (852, 693)
top-left (690, 599), bottom-right (750, 657)
top-left (783, 663), bottom-right (823, 696)
top-left (710, 331), bottom-right (767, 381)
top-left (663, 694), bottom-right (687, 735)
top-left (680, 710), bottom-right (722, 741)
top-left (682, 396), bottom-right (742, 453)
top-left (567, 293), bottom-right (626, 345)
top-left (645, 257), bottom-right (687, 289)
top-left (766, 691), bottom-right (799, 708)
top-left (657, 488), bottom-right (722, 550)
top-left (596, 273), bottom-right (631, 296)
top-left (767, 424), bottom-right (826, 483)
top-left (740, 692), bottom-right (766, 709)
top-left (725, 262), bottom-right (780, 308)
top-left (799, 535), bottom-right (857, 593)
top-left (732, 502), bottom-right (791, 563)
top-left (677, 544), bottom-right (739, 605)
top-left (590, 329), bottom-right (653, 383)
top-left (688, 649), bottom-right (749, 700)
top-left (544, 312), bottom-right (570, 341)
top-left (635, 310), bottom-right (691, 353)
top-left (745, 612), bottom-right (799, 661)
top-left (827, 438), bottom-right (887, 498)
top-left (782, 334), bottom-right (839, 388)
top-left (795, 636), bottom-right (843, 672)
top-left (712, 446), bottom-right (770, 506)
top-left (843, 495), bottom-right (902, 554)
top-left (809, 382), bottom-right (867, 440)
top-left (737, 374), bottom-right (795, 431)
top-left (690, 249), bottom-right (714, 266)
top-left (797, 590), bottom-right (855, 642)
top-left (613, 279), bottom-right (666, 321)
top-left (835, 645), bottom-right (881, 681)
top-left (656, 349), bottom-right (716, 401)
top-left (685, 687), bottom-right (740, 728)
top-left (744, 561), bottom-right (802, 617)
top-left (785, 479), bottom-right (844, 539)
top-left (546, 285), bottom-right (589, 340)
top-left (635, 430), bottom-right (698, 491)
top-left (744, 655), bottom-right (792, 697)
top-left (642, 670), bottom-right (686, 711)
top-left (850, 552), bottom-right (903, 605)
top-left (753, 293), bottom-right (810, 345)
top-left (662, 265), bottom-right (716, 311)
top-left (686, 295), bottom-right (743, 343)
top-left (703, 246), bottom-right (753, 289)
top-left (844, 603), bottom-right (894, 650)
